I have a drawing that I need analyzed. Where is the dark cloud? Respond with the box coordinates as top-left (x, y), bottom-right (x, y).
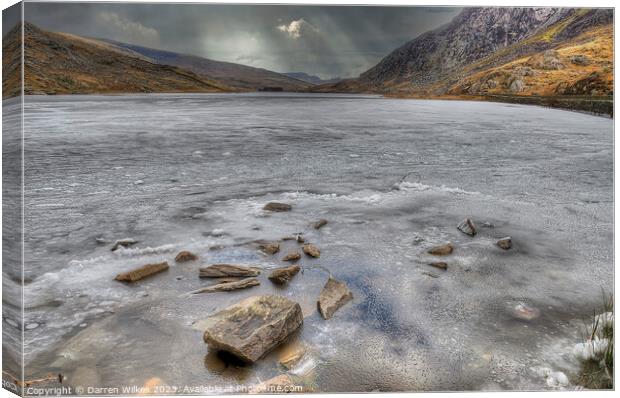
top-left (20, 3), bottom-right (461, 78)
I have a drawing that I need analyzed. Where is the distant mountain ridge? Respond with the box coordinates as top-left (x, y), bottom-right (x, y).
top-left (284, 72), bottom-right (343, 85)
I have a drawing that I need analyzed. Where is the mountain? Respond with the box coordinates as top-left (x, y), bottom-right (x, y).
top-left (316, 7), bottom-right (613, 106)
top-left (284, 72), bottom-right (343, 85)
top-left (103, 41), bottom-right (312, 91)
top-left (2, 22), bottom-right (311, 98)
top-left (3, 22), bottom-right (229, 97)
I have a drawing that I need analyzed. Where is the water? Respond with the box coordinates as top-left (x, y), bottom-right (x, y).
top-left (3, 93), bottom-right (613, 391)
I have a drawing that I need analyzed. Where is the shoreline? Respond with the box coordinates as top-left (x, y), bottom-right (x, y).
top-left (6, 91), bottom-right (612, 118)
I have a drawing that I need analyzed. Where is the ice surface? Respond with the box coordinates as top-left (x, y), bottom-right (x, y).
top-left (8, 93), bottom-right (613, 391)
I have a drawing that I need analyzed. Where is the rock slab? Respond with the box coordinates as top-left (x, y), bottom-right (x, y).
top-left (282, 251), bottom-right (302, 262)
top-left (429, 261), bottom-right (448, 270)
top-left (175, 250), bottom-right (198, 262)
top-left (199, 264), bottom-right (261, 278)
top-left (317, 277), bottom-right (353, 319)
top-left (189, 278), bottom-right (260, 294)
top-left (303, 244), bottom-right (320, 258)
top-left (203, 295), bottom-right (303, 363)
top-left (115, 261), bottom-right (169, 282)
top-left (259, 242), bottom-right (280, 255)
top-left (457, 218), bottom-right (477, 236)
top-left (427, 243), bottom-right (454, 256)
top-left (269, 265), bottom-right (301, 284)
top-left (312, 219), bottom-right (328, 229)
top-left (497, 237), bottom-right (512, 250)
top-left (263, 202), bottom-right (292, 212)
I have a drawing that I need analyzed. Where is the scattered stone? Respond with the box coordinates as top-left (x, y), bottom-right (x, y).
top-left (210, 229), bottom-right (225, 237)
top-left (317, 277), bottom-right (353, 319)
top-left (279, 346), bottom-right (307, 370)
top-left (111, 238), bottom-right (138, 251)
top-left (481, 221), bottom-right (495, 228)
top-left (259, 242), bottom-right (280, 255)
top-left (457, 218), bottom-right (477, 236)
top-left (513, 302), bottom-right (540, 320)
top-left (312, 219), bottom-right (328, 229)
top-left (296, 235), bottom-right (305, 244)
top-left (95, 237), bottom-right (108, 244)
top-left (253, 374), bottom-right (296, 393)
top-left (115, 261), bottom-right (169, 282)
top-left (302, 244), bottom-right (320, 258)
top-left (199, 264), bottom-right (261, 278)
top-left (25, 322), bottom-right (40, 330)
top-left (175, 250), bottom-right (198, 262)
top-left (497, 237), bottom-right (512, 250)
top-left (422, 271), bottom-right (439, 278)
top-left (269, 265), bottom-right (301, 284)
top-left (202, 295), bottom-right (303, 363)
top-left (429, 261), bottom-right (448, 270)
top-left (427, 243), bottom-right (454, 256)
top-left (282, 251), bottom-right (302, 262)
top-left (175, 276), bottom-right (185, 280)
top-left (187, 278), bottom-right (260, 294)
top-left (263, 202), bottom-right (292, 212)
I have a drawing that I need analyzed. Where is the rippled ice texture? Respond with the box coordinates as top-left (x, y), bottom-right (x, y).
top-left (8, 93), bottom-right (613, 391)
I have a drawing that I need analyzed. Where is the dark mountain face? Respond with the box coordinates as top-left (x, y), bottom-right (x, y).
top-left (359, 7), bottom-right (573, 88)
top-left (284, 72), bottom-right (343, 85)
top-left (104, 41), bottom-right (312, 91)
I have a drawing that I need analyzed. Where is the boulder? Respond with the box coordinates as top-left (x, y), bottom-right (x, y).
top-left (312, 219), bottom-right (328, 229)
top-left (175, 250), bottom-right (198, 262)
top-left (317, 277), bottom-right (353, 319)
top-left (429, 261), bottom-right (448, 270)
top-left (282, 251), bottom-right (302, 262)
top-left (269, 265), bottom-right (301, 284)
top-left (259, 242), bottom-right (280, 255)
top-left (187, 278), bottom-right (260, 294)
top-left (115, 261), bottom-right (169, 282)
top-left (111, 238), bottom-right (138, 251)
top-left (302, 244), bottom-right (320, 258)
top-left (427, 243), bottom-right (454, 256)
top-left (263, 202), bottom-right (292, 212)
top-left (457, 218), bottom-right (477, 236)
top-left (203, 295), bottom-right (303, 363)
top-left (497, 237), bottom-right (512, 250)
top-left (199, 264), bottom-right (261, 278)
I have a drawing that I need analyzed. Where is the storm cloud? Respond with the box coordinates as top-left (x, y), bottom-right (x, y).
top-left (19, 3), bottom-right (461, 79)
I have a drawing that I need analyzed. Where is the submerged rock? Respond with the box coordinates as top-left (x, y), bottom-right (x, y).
top-left (302, 244), bottom-right (320, 258)
top-left (115, 261), bottom-right (169, 282)
top-left (253, 374), bottom-right (296, 393)
top-left (279, 345), bottom-right (307, 370)
top-left (111, 238), bottom-right (138, 251)
top-left (312, 219), bottom-right (328, 229)
top-left (199, 264), bottom-right (261, 278)
top-left (429, 261), bottom-right (448, 270)
top-left (202, 295), bottom-right (303, 363)
top-left (512, 302), bottom-right (540, 320)
top-left (269, 265), bottom-right (301, 284)
top-left (497, 237), bottom-right (512, 250)
top-left (259, 242), bottom-right (280, 255)
top-left (263, 202), bottom-right (292, 212)
top-left (457, 218), bottom-right (477, 236)
top-left (175, 250), bottom-right (198, 262)
top-left (317, 277), bottom-right (353, 319)
top-left (296, 235), bottom-right (305, 244)
top-left (282, 251), bottom-right (302, 262)
top-left (427, 243), bottom-right (454, 256)
top-left (188, 278), bottom-right (259, 294)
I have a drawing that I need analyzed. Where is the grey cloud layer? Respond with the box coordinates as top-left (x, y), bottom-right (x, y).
top-left (21, 3), bottom-right (460, 78)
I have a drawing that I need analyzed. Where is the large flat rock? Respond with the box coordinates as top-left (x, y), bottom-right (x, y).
top-left (202, 295), bottom-right (303, 363)
top-left (317, 277), bottom-right (353, 319)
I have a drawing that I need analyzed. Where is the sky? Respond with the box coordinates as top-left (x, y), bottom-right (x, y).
top-left (11, 2), bottom-right (461, 79)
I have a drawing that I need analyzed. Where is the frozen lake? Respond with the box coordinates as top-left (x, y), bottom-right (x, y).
top-left (3, 93), bottom-right (614, 391)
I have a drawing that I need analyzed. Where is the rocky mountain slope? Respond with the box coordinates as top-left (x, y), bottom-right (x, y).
top-left (2, 22), bottom-right (311, 98)
top-left (3, 22), bottom-right (229, 97)
top-left (103, 41), bottom-right (312, 91)
top-left (317, 7), bottom-right (613, 105)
